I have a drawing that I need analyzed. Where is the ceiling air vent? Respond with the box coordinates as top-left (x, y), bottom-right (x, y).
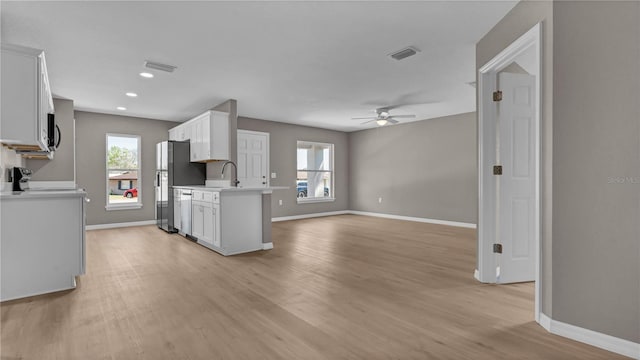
top-left (389, 46), bottom-right (420, 61)
top-left (144, 60), bottom-right (177, 73)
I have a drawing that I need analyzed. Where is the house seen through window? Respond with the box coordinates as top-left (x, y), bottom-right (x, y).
top-left (297, 141), bottom-right (334, 202)
top-left (106, 134), bottom-right (141, 208)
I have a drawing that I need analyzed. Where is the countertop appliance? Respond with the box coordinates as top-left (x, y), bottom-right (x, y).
top-left (12, 167), bottom-right (32, 191)
top-left (156, 141), bottom-right (206, 233)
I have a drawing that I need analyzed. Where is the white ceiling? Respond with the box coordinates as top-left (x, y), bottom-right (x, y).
top-left (1, 1), bottom-right (517, 132)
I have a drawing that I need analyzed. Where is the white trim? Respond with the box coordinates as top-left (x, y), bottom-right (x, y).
top-left (477, 22), bottom-right (542, 324)
top-left (262, 242), bottom-right (273, 250)
top-left (272, 210), bottom-right (350, 222)
top-left (350, 211), bottom-right (477, 229)
top-left (474, 269), bottom-right (481, 282)
top-left (544, 315), bottom-right (640, 359)
top-left (272, 210), bottom-right (476, 229)
top-left (539, 312), bottom-right (552, 332)
top-left (296, 197), bottom-right (336, 204)
top-left (105, 203), bottom-right (143, 211)
top-left (29, 181), bottom-right (76, 189)
top-left (86, 220), bottom-right (155, 230)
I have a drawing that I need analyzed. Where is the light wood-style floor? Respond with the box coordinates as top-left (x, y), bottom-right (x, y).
top-left (1, 215), bottom-right (626, 359)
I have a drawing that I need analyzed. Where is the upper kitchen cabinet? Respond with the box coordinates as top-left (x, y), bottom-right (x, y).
top-left (0, 44), bottom-right (54, 155)
top-left (169, 110), bottom-right (229, 162)
top-left (169, 121), bottom-right (192, 142)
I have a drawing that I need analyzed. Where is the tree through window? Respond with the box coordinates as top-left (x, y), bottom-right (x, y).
top-left (106, 134), bottom-right (141, 208)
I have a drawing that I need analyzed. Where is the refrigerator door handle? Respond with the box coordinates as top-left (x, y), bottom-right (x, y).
top-left (157, 172), bottom-right (160, 187)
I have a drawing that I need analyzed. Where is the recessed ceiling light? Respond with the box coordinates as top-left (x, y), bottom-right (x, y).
top-left (139, 72), bottom-right (154, 78)
top-left (117, 106), bottom-right (127, 111)
top-left (126, 92), bottom-right (138, 97)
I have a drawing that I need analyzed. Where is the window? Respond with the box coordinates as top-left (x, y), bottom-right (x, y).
top-left (296, 141), bottom-right (334, 203)
top-left (106, 134), bottom-right (141, 209)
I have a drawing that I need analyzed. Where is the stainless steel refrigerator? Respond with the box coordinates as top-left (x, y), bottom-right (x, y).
top-left (156, 141), bottom-right (206, 232)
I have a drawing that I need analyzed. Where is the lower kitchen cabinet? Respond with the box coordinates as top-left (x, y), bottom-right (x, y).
top-left (0, 190), bottom-right (87, 301)
top-left (187, 188), bottom-right (261, 256)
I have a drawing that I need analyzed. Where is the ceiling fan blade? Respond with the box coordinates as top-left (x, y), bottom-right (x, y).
top-left (387, 119), bottom-right (400, 124)
top-left (389, 114), bottom-right (416, 119)
top-left (352, 116), bottom-right (377, 120)
top-left (360, 119), bottom-right (376, 124)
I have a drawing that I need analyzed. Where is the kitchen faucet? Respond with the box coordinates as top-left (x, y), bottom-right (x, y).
top-left (221, 161), bottom-right (240, 187)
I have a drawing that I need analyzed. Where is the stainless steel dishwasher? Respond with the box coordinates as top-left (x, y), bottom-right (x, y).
top-left (180, 190), bottom-right (193, 238)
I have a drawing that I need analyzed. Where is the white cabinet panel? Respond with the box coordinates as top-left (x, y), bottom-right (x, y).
top-left (1, 193), bottom-right (86, 301)
top-left (0, 44), bottom-right (53, 152)
top-left (168, 110), bottom-right (230, 162)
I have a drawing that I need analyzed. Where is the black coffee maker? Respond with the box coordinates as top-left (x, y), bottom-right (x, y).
top-left (12, 167), bottom-right (32, 191)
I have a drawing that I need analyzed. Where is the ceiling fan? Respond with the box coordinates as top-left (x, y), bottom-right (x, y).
top-left (352, 107), bottom-right (416, 126)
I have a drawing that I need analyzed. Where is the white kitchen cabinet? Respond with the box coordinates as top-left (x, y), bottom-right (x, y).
top-left (168, 110), bottom-right (229, 162)
top-left (178, 187), bottom-right (261, 256)
top-left (0, 44), bottom-right (54, 153)
top-left (191, 190), bottom-right (219, 247)
top-left (168, 127), bottom-right (179, 141)
top-left (0, 190), bottom-right (86, 301)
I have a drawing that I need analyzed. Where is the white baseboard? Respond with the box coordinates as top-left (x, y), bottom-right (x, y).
top-left (348, 211), bottom-right (477, 229)
top-left (539, 312), bottom-right (552, 332)
top-left (86, 220), bottom-right (156, 230)
top-left (262, 242), bottom-right (273, 250)
top-left (474, 269), bottom-right (481, 282)
top-left (272, 210), bottom-right (476, 229)
top-left (272, 210), bottom-right (350, 222)
top-left (539, 313), bottom-right (639, 359)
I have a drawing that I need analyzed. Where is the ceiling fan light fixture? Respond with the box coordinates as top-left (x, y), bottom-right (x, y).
top-left (376, 119), bottom-right (388, 126)
top-left (379, 111), bottom-right (390, 118)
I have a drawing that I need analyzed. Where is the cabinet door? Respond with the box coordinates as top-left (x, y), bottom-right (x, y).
top-left (190, 118), bottom-right (203, 162)
top-left (173, 190), bottom-right (181, 230)
top-left (202, 116), bottom-right (211, 159)
top-left (168, 128), bottom-right (178, 141)
top-left (212, 204), bottom-right (221, 248)
top-left (210, 111), bottom-right (230, 160)
top-left (38, 62), bottom-right (49, 148)
top-left (202, 203), bottom-right (214, 245)
top-left (191, 203), bottom-right (204, 240)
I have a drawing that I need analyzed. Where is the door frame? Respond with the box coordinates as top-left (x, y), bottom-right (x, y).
top-left (237, 129), bottom-right (270, 187)
top-left (476, 23), bottom-right (542, 322)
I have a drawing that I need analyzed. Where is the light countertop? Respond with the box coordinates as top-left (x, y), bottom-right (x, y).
top-left (0, 188), bottom-right (87, 199)
top-left (172, 185), bottom-right (289, 194)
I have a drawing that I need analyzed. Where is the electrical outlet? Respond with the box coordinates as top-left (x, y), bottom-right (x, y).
top-left (278, 199), bottom-right (283, 206)
top-left (378, 197), bottom-right (383, 204)
top-left (271, 172), bottom-right (277, 179)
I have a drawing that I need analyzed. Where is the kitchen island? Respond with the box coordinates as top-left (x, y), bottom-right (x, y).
top-left (172, 185), bottom-right (286, 256)
top-left (0, 189), bottom-right (87, 301)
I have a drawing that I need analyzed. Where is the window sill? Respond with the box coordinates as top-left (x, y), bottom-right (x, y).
top-left (297, 197), bottom-right (335, 204)
top-left (105, 203), bottom-right (143, 211)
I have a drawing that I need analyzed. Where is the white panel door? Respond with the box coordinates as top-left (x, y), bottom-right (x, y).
top-left (497, 72), bottom-right (536, 284)
top-left (237, 130), bottom-right (269, 188)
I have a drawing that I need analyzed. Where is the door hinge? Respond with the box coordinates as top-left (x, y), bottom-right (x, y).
top-left (493, 243), bottom-right (503, 254)
top-left (493, 90), bottom-right (503, 102)
top-left (493, 165), bottom-right (503, 175)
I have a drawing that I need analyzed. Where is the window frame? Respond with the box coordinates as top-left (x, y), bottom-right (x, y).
top-left (296, 140), bottom-right (335, 204)
top-left (105, 133), bottom-right (142, 210)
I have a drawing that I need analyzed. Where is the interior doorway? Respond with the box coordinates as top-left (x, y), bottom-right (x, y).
top-left (476, 23), bottom-right (542, 322)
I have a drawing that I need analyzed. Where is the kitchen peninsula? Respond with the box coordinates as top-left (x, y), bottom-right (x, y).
top-left (173, 184), bottom-right (285, 256)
